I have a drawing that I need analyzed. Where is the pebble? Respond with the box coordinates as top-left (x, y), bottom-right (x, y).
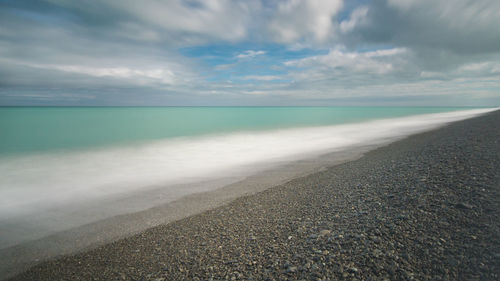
top-left (455, 202), bottom-right (473, 210)
top-left (319, 230), bottom-right (331, 237)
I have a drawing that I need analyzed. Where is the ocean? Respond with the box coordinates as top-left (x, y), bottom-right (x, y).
top-left (0, 106), bottom-right (483, 155)
top-left (0, 106), bottom-right (496, 249)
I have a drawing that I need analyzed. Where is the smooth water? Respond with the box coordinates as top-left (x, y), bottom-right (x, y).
top-left (0, 106), bottom-right (474, 155)
top-left (0, 107), bottom-right (496, 250)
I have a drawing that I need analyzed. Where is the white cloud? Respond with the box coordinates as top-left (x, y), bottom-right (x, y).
top-left (340, 6), bottom-right (369, 33)
top-left (268, 0), bottom-right (343, 43)
top-left (364, 48), bottom-right (407, 58)
top-left (420, 71), bottom-right (447, 79)
top-left (53, 65), bottom-right (177, 84)
top-left (458, 62), bottom-right (492, 73)
top-left (0, 57), bottom-right (185, 86)
top-left (26, 0), bottom-right (350, 47)
top-left (286, 47), bottom-right (408, 76)
top-left (456, 62), bottom-right (500, 75)
top-left (106, 0), bottom-right (261, 42)
top-left (387, 0), bottom-right (418, 11)
top-left (236, 50), bottom-right (266, 59)
top-left (242, 75), bottom-right (282, 81)
top-left (243, 90), bottom-right (267, 95)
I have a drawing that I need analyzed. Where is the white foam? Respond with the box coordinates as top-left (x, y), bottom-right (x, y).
top-left (0, 108), bottom-right (496, 248)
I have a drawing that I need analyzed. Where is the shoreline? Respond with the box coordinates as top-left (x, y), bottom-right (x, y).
top-left (0, 141), bottom-right (380, 279)
top-left (4, 109), bottom-right (500, 280)
top-left (1, 109), bottom-right (494, 253)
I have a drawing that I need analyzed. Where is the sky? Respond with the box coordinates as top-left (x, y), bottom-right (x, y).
top-left (0, 0), bottom-right (499, 106)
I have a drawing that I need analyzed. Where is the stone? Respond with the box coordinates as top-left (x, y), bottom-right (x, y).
top-left (455, 202), bottom-right (473, 209)
top-left (319, 230), bottom-right (331, 237)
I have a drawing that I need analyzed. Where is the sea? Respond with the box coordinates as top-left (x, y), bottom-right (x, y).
top-left (0, 106), bottom-right (496, 251)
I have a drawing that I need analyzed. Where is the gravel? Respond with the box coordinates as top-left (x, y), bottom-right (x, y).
top-left (9, 110), bottom-right (500, 280)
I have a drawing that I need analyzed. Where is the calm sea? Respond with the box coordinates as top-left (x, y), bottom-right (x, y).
top-left (0, 106), bottom-right (479, 155)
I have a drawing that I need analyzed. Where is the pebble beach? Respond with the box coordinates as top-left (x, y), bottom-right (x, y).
top-left (8, 110), bottom-right (500, 281)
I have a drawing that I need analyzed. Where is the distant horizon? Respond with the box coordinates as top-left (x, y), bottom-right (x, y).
top-left (1, 105), bottom-right (498, 108)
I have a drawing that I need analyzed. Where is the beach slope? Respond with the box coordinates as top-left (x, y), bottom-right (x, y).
top-left (9, 110), bottom-right (500, 280)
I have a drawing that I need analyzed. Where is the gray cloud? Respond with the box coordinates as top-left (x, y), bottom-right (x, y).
top-left (343, 0), bottom-right (500, 54)
top-left (283, 0), bottom-right (500, 104)
top-left (0, 0), bottom-right (499, 106)
top-left (267, 0), bottom-right (343, 44)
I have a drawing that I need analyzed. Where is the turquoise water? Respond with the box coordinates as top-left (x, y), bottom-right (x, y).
top-left (0, 107), bottom-right (475, 155)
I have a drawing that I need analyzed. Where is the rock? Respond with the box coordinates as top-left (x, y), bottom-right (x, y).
top-left (286, 266), bottom-right (297, 273)
top-left (348, 267), bottom-right (359, 273)
top-left (455, 202), bottom-right (473, 209)
top-left (446, 257), bottom-right (459, 266)
top-left (311, 264), bottom-right (320, 271)
top-left (319, 230), bottom-right (331, 237)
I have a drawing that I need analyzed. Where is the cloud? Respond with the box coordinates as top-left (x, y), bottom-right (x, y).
top-left (241, 75), bottom-right (282, 81)
top-left (0, 0), bottom-right (499, 106)
top-left (458, 62), bottom-right (500, 74)
top-left (339, 6), bottom-right (369, 33)
top-left (108, 0), bottom-right (261, 43)
top-left (344, 0), bottom-right (500, 55)
top-left (36, 0), bottom-right (261, 45)
top-left (236, 50), bottom-right (266, 59)
top-left (268, 0), bottom-right (343, 44)
top-left (3, 59), bottom-right (178, 85)
top-left (286, 47), bottom-right (408, 76)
